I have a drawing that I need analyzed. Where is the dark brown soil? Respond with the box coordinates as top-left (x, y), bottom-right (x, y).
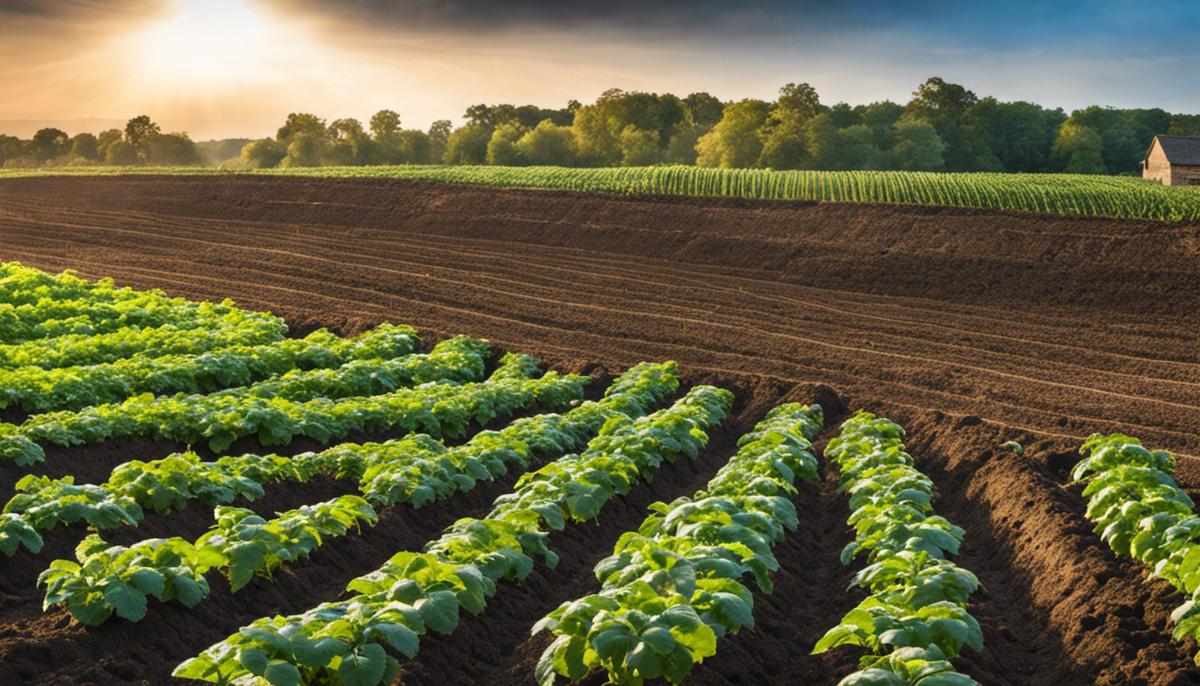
top-left (0, 174), bottom-right (1199, 685)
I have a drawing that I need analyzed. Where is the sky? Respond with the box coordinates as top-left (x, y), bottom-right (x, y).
top-left (1, 0), bottom-right (1198, 140)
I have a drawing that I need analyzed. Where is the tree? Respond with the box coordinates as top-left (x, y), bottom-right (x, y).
top-left (486, 123), bottom-right (524, 165)
top-left (282, 132), bottom-right (325, 167)
top-left (369, 110), bottom-right (402, 140)
top-left (428, 120), bottom-right (452, 163)
top-left (695, 99), bottom-right (770, 168)
top-left (104, 140), bottom-right (138, 165)
top-left (276, 113), bottom-right (326, 145)
top-left (144, 132), bottom-right (200, 165)
top-left (1170, 114), bottom-right (1200, 137)
top-left (1051, 122), bottom-right (1106, 173)
top-left (856, 101), bottom-right (905, 150)
top-left (0, 134), bottom-right (20, 165)
top-left (759, 83), bottom-right (824, 169)
top-left (837, 124), bottom-right (887, 169)
top-left (241, 139), bottom-right (286, 169)
top-left (804, 113), bottom-right (840, 169)
top-left (905, 77), bottom-right (977, 170)
top-left (96, 129), bottom-right (123, 159)
top-left (515, 120), bottom-right (576, 166)
top-left (443, 125), bottom-right (490, 164)
top-left (69, 133), bottom-right (99, 161)
top-left (892, 118), bottom-right (946, 171)
top-left (619, 126), bottom-right (659, 166)
top-left (124, 115), bottom-right (160, 149)
top-left (683, 92), bottom-right (725, 128)
top-left (31, 128), bottom-right (70, 161)
top-left (664, 124), bottom-right (706, 164)
top-left (393, 130), bottom-right (433, 164)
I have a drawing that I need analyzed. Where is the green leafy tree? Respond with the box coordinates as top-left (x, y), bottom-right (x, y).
top-left (0, 134), bottom-right (20, 165)
top-left (904, 77), bottom-right (977, 170)
top-left (31, 128), bottom-right (70, 161)
top-left (69, 133), bottom-right (100, 162)
top-left (618, 126), bottom-right (659, 166)
top-left (1052, 121), bottom-right (1106, 173)
top-left (144, 132), bottom-right (200, 165)
top-left (683, 92), bottom-right (726, 128)
top-left (892, 118), bottom-right (946, 171)
top-left (96, 129), bottom-right (123, 160)
top-left (368, 110), bottom-right (402, 140)
top-left (124, 115), bottom-right (161, 152)
top-left (276, 113), bottom-right (326, 145)
top-left (443, 125), bottom-right (490, 164)
top-left (486, 123), bottom-right (524, 165)
top-left (240, 139), bottom-right (286, 169)
top-left (282, 132), bottom-right (325, 167)
top-left (514, 120), bottom-right (576, 166)
top-left (104, 140), bottom-right (138, 165)
top-left (695, 99), bottom-right (770, 168)
top-left (428, 120), bottom-right (452, 163)
top-left (759, 83), bottom-right (823, 169)
top-left (664, 124), bottom-right (706, 164)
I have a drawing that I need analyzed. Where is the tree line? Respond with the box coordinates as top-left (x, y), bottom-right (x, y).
top-left (5, 77), bottom-right (1200, 174)
top-left (0, 116), bottom-right (200, 168)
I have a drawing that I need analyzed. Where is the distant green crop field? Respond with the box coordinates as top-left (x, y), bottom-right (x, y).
top-left (3, 164), bottom-right (1198, 222)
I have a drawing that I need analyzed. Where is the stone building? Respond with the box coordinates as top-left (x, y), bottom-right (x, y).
top-left (1142, 135), bottom-right (1200, 185)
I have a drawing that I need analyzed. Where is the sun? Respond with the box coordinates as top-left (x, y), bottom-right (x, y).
top-left (122, 0), bottom-right (283, 87)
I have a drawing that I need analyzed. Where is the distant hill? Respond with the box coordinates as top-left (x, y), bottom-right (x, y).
top-left (0, 118), bottom-right (127, 138)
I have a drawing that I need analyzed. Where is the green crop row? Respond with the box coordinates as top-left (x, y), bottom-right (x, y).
top-left (815, 412), bottom-right (981, 686)
top-left (0, 338), bottom-right (506, 465)
top-left (1, 362), bottom-right (678, 551)
top-left (38, 495), bottom-right (379, 625)
top-left (1072, 433), bottom-right (1200, 666)
top-left (533, 402), bottom-right (824, 685)
top-left (0, 323), bottom-right (418, 414)
top-left (174, 384), bottom-right (731, 686)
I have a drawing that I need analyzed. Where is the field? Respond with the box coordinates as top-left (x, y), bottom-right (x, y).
top-left (3, 164), bottom-right (1200, 222)
top-left (0, 172), bottom-right (1199, 685)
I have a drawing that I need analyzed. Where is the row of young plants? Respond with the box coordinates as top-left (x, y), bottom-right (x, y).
top-left (0, 323), bottom-right (419, 414)
top-left (38, 495), bottom-right (379, 625)
top-left (35, 362), bottom-right (683, 625)
top-left (0, 340), bottom-right (518, 466)
top-left (0, 261), bottom-right (215, 309)
top-left (814, 412), bottom-right (982, 686)
top-left (0, 307), bottom-right (288, 370)
top-left (1, 284), bottom-right (266, 345)
top-left (174, 384), bottom-right (733, 686)
top-left (1071, 433), bottom-right (1200, 666)
top-left (1, 362), bottom-right (677, 556)
top-left (533, 402), bottom-right (824, 685)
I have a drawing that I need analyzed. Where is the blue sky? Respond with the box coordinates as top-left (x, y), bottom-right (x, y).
top-left (0, 0), bottom-right (1196, 138)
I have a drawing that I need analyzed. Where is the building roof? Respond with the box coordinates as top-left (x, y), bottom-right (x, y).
top-left (1155, 135), bottom-right (1200, 165)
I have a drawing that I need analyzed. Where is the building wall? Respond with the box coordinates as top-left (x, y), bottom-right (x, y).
top-left (1144, 140), bottom-right (1172, 184)
top-left (1173, 165), bottom-right (1200, 186)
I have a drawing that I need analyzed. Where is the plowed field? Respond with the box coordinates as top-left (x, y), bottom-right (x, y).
top-left (1, 174), bottom-right (1198, 685)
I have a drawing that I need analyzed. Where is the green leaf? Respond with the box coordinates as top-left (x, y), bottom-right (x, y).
top-left (127, 569), bottom-right (166, 599)
top-left (339, 643), bottom-right (388, 686)
top-left (238, 648), bottom-right (270, 676)
top-left (368, 622), bottom-right (419, 659)
top-left (102, 580), bottom-right (148, 622)
top-left (171, 575), bottom-right (207, 607)
top-left (416, 590), bottom-right (460, 634)
top-left (263, 660), bottom-right (301, 686)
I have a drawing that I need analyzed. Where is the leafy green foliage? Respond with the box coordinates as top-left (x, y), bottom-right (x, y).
top-left (0, 323), bottom-right (419, 413)
top-left (534, 403), bottom-right (824, 685)
top-left (1071, 433), bottom-right (1200, 666)
top-left (175, 377), bottom-right (726, 686)
top-left (37, 534), bottom-right (214, 625)
top-left (0, 349), bottom-right (582, 464)
top-left (0, 263), bottom-right (287, 369)
top-left (39, 495), bottom-right (378, 622)
top-left (815, 411), bottom-right (981, 685)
